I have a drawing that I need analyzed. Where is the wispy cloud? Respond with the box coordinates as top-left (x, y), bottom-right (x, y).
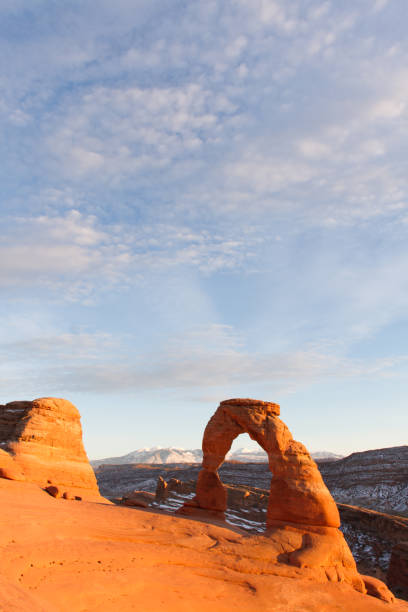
top-left (0, 211), bottom-right (131, 298)
top-left (47, 83), bottom-right (240, 180)
top-left (2, 323), bottom-right (407, 396)
top-left (0, 210), bottom-right (265, 299)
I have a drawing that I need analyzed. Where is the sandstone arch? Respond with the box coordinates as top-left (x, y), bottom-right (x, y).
top-left (188, 398), bottom-right (340, 528)
top-left (178, 398), bottom-right (397, 599)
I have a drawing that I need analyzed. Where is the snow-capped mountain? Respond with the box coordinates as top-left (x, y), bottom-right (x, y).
top-left (91, 447), bottom-right (342, 467)
top-left (91, 447), bottom-right (203, 467)
top-left (310, 451), bottom-right (344, 462)
top-left (227, 449), bottom-right (344, 462)
top-left (228, 448), bottom-right (267, 462)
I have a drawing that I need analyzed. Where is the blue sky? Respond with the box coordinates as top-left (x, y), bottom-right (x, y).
top-left (1, 0), bottom-right (407, 459)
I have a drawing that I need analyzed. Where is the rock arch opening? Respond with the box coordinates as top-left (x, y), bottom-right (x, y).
top-left (217, 432), bottom-right (271, 533)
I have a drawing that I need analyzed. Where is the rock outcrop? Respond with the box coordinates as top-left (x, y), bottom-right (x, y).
top-left (178, 398), bottom-right (395, 602)
top-left (120, 490), bottom-right (155, 507)
top-left (0, 397), bottom-right (103, 501)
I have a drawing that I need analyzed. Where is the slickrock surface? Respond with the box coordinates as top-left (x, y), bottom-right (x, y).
top-left (178, 398), bottom-right (395, 602)
top-left (0, 397), bottom-right (103, 501)
top-left (94, 459), bottom-right (408, 595)
top-left (151, 475), bottom-right (408, 596)
top-left (1, 478), bottom-right (407, 612)
top-left (319, 446), bottom-right (408, 516)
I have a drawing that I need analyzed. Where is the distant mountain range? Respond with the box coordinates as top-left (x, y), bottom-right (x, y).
top-left (90, 447), bottom-right (343, 467)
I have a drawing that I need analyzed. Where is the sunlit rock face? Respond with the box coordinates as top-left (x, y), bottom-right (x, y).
top-left (184, 398), bottom-right (340, 527)
top-left (0, 397), bottom-right (102, 501)
top-left (178, 398), bottom-right (395, 603)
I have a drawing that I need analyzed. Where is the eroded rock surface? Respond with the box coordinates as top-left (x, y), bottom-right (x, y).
top-left (0, 397), bottom-right (102, 501)
top-left (121, 490), bottom-right (155, 507)
top-left (153, 474), bottom-right (407, 580)
top-left (2, 478), bottom-right (407, 612)
top-left (178, 397), bottom-right (394, 602)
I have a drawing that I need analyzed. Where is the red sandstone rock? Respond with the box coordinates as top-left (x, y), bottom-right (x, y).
top-left (178, 397), bottom-right (394, 602)
top-left (198, 398), bottom-right (339, 528)
top-left (45, 485), bottom-right (61, 498)
top-left (156, 476), bottom-right (169, 501)
top-left (196, 469), bottom-right (226, 512)
top-left (0, 397), bottom-right (103, 501)
top-left (1, 478), bottom-right (406, 612)
top-left (62, 491), bottom-right (76, 500)
top-left (363, 575), bottom-right (395, 603)
top-left (220, 398), bottom-right (281, 412)
top-left (121, 490), bottom-right (155, 508)
top-left (0, 449), bottom-right (25, 481)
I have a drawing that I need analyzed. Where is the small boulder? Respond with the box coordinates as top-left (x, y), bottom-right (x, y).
top-left (45, 485), bottom-right (61, 498)
top-left (62, 491), bottom-right (75, 500)
top-left (122, 491), bottom-right (155, 508)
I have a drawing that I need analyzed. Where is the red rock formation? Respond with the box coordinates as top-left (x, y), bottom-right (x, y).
top-left (156, 475), bottom-right (169, 502)
top-left (1, 477), bottom-right (407, 612)
top-left (185, 398), bottom-right (339, 527)
top-left (178, 398), bottom-right (395, 603)
top-left (0, 397), bottom-right (103, 501)
top-left (363, 575), bottom-right (395, 603)
top-left (121, 490), bottom-right (155, 507)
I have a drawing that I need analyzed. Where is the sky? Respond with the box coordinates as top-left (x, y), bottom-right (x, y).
top-left (1, 0), bottom-right (408, 460)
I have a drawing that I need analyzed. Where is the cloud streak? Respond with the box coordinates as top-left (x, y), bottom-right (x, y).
top-left (2, 323), bottom-right (407, 396)
top-left (0, 210), bottom-right (265, 299)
